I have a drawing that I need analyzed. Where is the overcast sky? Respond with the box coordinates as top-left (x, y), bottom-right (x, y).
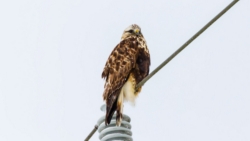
top-left (0, 0), bottom-right (249, 141)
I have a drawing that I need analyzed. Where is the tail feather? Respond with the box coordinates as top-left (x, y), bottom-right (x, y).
top-left (105, 99), bottom-right (117, 125)
top-left (105, 89), bottom-right (121, 125)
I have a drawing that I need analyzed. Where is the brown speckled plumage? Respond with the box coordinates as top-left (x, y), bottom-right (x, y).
top-left (102, 24), bottom-right (150, 126)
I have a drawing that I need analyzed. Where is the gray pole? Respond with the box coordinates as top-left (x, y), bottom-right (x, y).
top-left (98, 105), bottom-right (133, 141)
top-left (84, 125), bottom-right (98, 141)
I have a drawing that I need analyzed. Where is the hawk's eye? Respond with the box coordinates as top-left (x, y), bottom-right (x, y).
top-left (128, 30), bottom-right (133, 33)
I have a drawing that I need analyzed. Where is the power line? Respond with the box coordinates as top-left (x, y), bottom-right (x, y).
top-left (136, 0), bottom-right (239, 90)
top-left (84, 0), bottom-right (239, 140)
top-left (84, 125), bottom-right (98, 141)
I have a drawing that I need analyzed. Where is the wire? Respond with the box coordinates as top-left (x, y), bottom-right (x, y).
top-left (85, 0), bottom-right (239, 140)
top-left (136, 0), bottom-right (239, 90)
top-left (84, 125), bottom-right (98, 141)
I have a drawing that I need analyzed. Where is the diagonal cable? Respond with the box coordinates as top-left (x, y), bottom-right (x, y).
top-left (136, 0), bottom-right (239, 90)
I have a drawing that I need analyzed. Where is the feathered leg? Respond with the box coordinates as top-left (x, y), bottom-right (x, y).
top-left (116, 88), bottom-right (124, 126)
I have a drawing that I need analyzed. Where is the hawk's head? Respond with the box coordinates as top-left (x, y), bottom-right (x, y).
top-left (121, 24), bottom-right (143, 40)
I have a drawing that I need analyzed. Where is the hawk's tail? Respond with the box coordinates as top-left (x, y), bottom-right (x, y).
top-left (105, 98), bottom-right (117, 125)
top-left (105, 89), bottom-right (121, 125)
top-left (105, 99), bottom-right (123, 126)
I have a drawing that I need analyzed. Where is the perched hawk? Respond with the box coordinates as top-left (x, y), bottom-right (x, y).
top-left (102, 24), bottom-right (150, 126)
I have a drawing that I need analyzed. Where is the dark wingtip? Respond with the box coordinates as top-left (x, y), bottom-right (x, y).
top-left (105, 109), bottom-right (114, 126)
top-left (105, 112), bottom-right (110, 126)
top-left (105, 98), bottom-right (118, 126)
top-left (105, 119), bottom-right (108, 126)
top-left (105, 116), bottom-right (111, 126)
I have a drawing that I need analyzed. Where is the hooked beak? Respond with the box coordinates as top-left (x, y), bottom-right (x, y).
top-left (135, 29), bottom-right (140, 35)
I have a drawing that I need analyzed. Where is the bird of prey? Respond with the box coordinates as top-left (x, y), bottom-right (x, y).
top-left (102, 24), bottom-right (150, 126)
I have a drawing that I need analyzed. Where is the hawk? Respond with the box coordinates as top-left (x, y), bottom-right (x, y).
top-left (102, 24), bottom-right (150, 126)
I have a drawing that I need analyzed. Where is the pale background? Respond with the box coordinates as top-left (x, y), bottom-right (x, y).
top-left (0, 0), bottom-right (249, 141)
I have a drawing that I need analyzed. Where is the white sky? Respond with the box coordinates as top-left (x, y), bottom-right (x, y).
top-left (0, 0), bottom-right (249, 141)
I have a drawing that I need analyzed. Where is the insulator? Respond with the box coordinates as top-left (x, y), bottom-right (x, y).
top-left (97, 104), bottom-right (133, 141)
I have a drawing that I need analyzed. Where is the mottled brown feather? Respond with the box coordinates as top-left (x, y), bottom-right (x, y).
top-left (102, 35), bottom-right (150, 125)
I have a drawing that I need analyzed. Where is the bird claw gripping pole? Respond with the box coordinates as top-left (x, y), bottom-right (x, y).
top-left (97, 105), bottom-right (133, 141)
top-left (84, 105), bottom-right (133, 141)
